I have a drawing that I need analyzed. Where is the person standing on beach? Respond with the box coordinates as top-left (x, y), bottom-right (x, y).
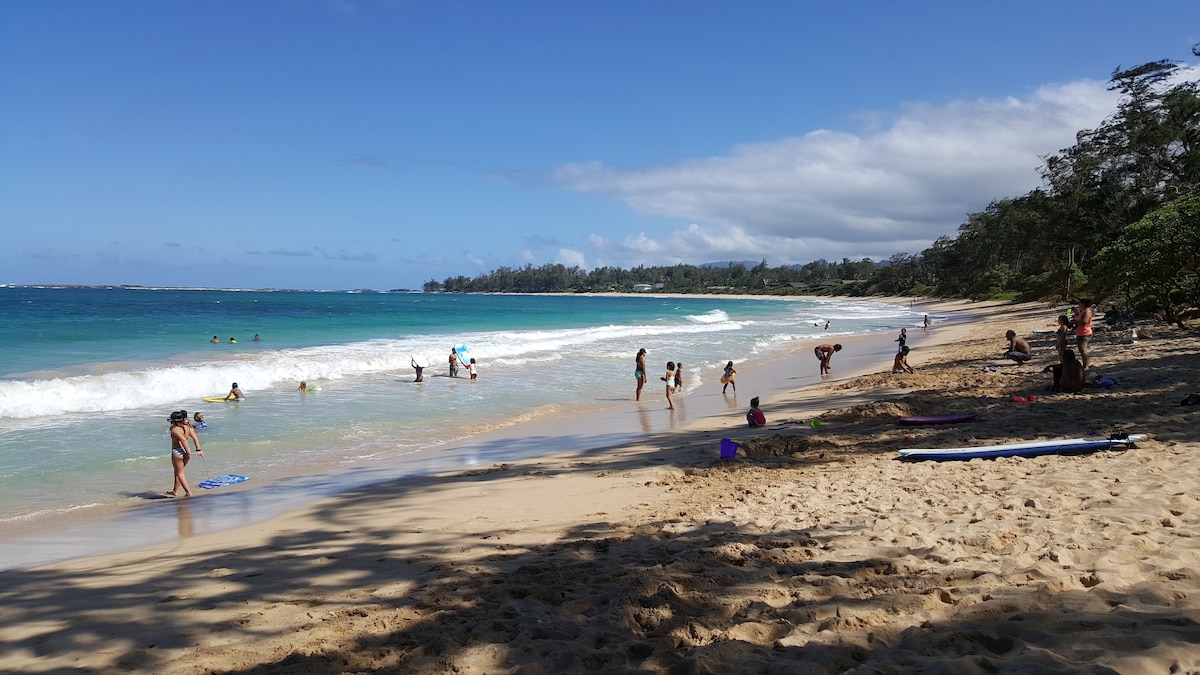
top-left (662, 360), bottom-right (676, 410)
top-left (635, 348), bottom-right (648, 401)
top-left (674, 361), bottom-right (683, 392)
top-left (449, 349), bottom-right (460, 378)
top-left (1055, 314), bottom-right (1070, 364)
top-left (466, 358), bottom-right (478, 380)
top-left (923, 315), bottom-right (931, 330)
top-left (1074, 298), bottom-right (1094, 371)
top-left (1003, 330), bottom-right (1032, 365)
top-left (179, 410), bottom-right (203, 455)
top-left (167, 410), bottom-right (202, 497)
top-left (721, 361), bottom-right (736, 394)
top-left (815, 343), bottom-right (841, 375)
top-left (896, 328), bottom-right (907, 352)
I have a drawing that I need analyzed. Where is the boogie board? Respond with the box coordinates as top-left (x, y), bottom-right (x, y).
top-left (198, 474), bottom-right (249, 489)
top-left (720, 373), bottom-right (735, 384)
top-left (203, 396), bottom-right (243, 403)
top-left (898, 413), bottom-right (977, 426)
top-left (899, 434), bottom-right (1145, 461)
top-left (454, 344), bottom-right (471, 368)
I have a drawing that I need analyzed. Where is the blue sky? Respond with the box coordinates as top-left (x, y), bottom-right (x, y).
top-left (1, 1), bottom-right (1196, 290)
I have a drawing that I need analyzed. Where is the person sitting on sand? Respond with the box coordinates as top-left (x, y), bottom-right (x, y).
top-left (892, 346), bottom-right (915, 374)
top-left (1003, 330), bottom-right (1032, 365)
top-left (746, 396), bottom-right (765, 427)
top-left (1043, 348), bottom-right (1085, 393)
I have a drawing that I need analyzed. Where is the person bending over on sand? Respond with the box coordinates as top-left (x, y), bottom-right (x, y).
top-left (225, 382), bottom-right (245, 401)
top-left (1074, 298), bottom-right (1094, 371)
top-left (892, 346), bottom-right (915, 374)
top-left (1003, 330), bottom-right (1032, 365)
top-left (448, 349), bottom-right (459, 378)
top-left (411, 358), bottom-right (424, 382)
top-left (722, 361), bottom-right (736, 394)
top-left (662, 361), bottom-right (676, 410)
top-left (167, 410), bottom-right (202, 497)
top-left (815, 343), bottom-right (842, 375)
top-left (746, 396), bottom-right (765, 427)
top-left (635, 348), bottom-right (648, 401)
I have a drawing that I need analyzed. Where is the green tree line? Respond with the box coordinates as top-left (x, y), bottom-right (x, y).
top-left (426, 55), bottom-right (1200, 326)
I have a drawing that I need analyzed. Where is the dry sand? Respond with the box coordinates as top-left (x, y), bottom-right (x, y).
top-left (2, 300), bottom-right (1198, 673)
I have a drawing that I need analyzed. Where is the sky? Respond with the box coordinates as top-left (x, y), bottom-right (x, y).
top-left (1, 1), bottom-right (1197, 290)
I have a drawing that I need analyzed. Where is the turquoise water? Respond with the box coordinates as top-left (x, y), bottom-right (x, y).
top-left (0, 287), bottom-right (927, 566)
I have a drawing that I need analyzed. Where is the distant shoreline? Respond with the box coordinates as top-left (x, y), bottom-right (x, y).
top-left (1, 284), bottom-right (951, 306)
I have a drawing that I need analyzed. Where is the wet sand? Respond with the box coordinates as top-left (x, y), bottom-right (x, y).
top-left (2, 299), bottom-right (1198, 673)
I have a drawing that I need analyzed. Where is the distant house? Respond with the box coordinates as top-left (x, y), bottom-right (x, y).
top-left (632, 284), bottom-right (654, 292)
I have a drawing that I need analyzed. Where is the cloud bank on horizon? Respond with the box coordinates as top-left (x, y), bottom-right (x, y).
top-left (549, 79), bottom-right (1118, 269)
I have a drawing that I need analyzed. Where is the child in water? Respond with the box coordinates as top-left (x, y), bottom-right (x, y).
top-left (662, 361), bottom-right (676, 410)
top-left (467, 358), bottom-right (478, 380)
top-left (192, 412), bottom-right (208, 430)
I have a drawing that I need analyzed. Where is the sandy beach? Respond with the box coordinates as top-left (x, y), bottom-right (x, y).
top-left (2, 299), bottom-right (1198, 673)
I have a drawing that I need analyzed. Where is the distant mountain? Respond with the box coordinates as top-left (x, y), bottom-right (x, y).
top-left (698, 260), bottom-right (761, 269)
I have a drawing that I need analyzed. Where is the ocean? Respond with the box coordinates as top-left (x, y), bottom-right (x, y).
top-left (0, 287), bottom-right (928, 568)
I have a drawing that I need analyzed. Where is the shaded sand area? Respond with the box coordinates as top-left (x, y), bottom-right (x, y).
top-left (2, 301), bottom-right (1199, 673)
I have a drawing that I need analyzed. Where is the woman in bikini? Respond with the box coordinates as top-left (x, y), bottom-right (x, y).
top-left (167, 411), bottom-right (202, 497)
top-left (635, 348), bottom-right (648, 401)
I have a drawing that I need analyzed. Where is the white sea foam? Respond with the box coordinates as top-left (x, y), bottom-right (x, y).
top-left (0, 317), bottom-right (759, 419)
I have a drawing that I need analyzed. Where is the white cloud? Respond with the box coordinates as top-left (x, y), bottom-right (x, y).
top-left (556, 78), bottom-right (1120, 266)
top-left (555, 248), bottom-right (586, 268)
